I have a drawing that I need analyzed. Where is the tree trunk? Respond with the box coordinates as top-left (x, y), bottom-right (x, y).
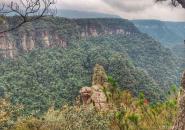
top-left (172, 71), bottom-right (185, 130)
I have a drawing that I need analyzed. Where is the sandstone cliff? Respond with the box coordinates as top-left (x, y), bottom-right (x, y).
top-left (0, 18), bottom-right (139, 58)
top-left (0, 30), bottom-right (67, 58)
top-left (0, 33), bottom-right (16, 58)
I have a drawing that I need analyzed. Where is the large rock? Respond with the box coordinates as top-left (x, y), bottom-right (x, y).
top-left (79, 87), bottom-right (93, 106)
top-left (79, 64), bottom-right (109, 110)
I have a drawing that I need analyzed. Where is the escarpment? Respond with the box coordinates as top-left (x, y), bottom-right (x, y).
top-left (0, 18), bottom-right (139, 58)
top-left (20, 33), bottom-right (35, 51)
top-left (79, 25), bottom-right (132, 38)
top-left (0, 33), bottom-right (16, 58)
top-left (0, 21), bottom-right (16, 58)
top-left (0, 30), bottom-right (68, 58)
top-left (76, 18), bottom-right (139, 38)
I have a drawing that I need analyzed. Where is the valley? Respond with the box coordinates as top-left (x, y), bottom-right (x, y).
top-left (0, 15), bottom-right (184, 130)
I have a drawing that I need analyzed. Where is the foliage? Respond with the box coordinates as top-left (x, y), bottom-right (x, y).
top-left (133, 20), bottom-right (185, 47)
top-left (9, 87), bottom-right (178, 130)
top-left (7, 17), bottom-right (181, 88)
top-left (0, 40), bottom-right (165, 115)
top-left (0, 98), bottom-right (22, 130)
top-left (0, 98), bottom-right (11, 129)
top-left (82, 34), bottom-right (179, 90)
top-left (11, 106), bottom-right (112, 130)
top-left (0, 16), bottom-right (5, 25)
top-left (0, 17), bottom-right (181, 117)
top-left (0, 63), bottom-right (179, 130)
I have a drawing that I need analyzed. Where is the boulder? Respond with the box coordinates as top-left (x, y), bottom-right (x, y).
top-left (79, 64), bottom-right (109, 110)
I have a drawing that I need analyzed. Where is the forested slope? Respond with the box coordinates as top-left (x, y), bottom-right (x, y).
top-left (0, 17), bottom-right (181, 115)
top-left (133, 20), bottom-right (185, 47)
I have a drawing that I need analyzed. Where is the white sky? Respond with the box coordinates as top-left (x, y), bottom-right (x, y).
top-left (1, 0), bottom-right (185, 21)
top-left (57, 0), bottom-right (185, 21)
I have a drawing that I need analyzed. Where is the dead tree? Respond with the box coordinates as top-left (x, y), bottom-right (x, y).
top-left (156, 0), bottom-right (185, 8)
top-left (0, 0), bottom-right (56, 34)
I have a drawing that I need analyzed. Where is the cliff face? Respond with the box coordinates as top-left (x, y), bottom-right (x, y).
top-left (0, 30), bottom-right (68, 58)
top-left (0, 33), bottom-right (16, 58)
top-left (80, 26), bottom-right (132, 38)
top-left (20, 33), bottom-right (35, 51)
top-left (0, 18), bottom-right (139, 58)
top-left (17, 31), bottom-right (67, 51)
top-left (76, 18), bottom-right (139, 38)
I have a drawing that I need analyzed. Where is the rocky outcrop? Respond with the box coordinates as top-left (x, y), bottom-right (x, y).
top-left (0, 18), bottom-right (138, 58)
top-left (0, 33), bottom-right (16, 58)
top-left (20, 31), bottom-right (67, 50)
top-left (0, 30), bottom-right (68, 58)
top-left (80, 64), bottom-right (109, 111)
top-left (52, 34), bottom-right (67, 48)
top-left (80, 27), bottom-right (132, 38)
top-left (42, 31), bottom-right (50, 47)
top-left (172, 71), bottom-right (185, 130)
top-left (0, 21), bottom-right (16, 58)
top-left (21, 34), bottom-right (35, 51)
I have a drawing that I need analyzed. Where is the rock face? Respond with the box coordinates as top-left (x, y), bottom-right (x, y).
top-left (80, 27), bottom-right (132, 38)
top-left (0, 18), bottom-right (139, 58)
top-left (0, 21), bottom-right (16, 58)
top-left (0, 30), bottom-right (67, 58)
top-left (0, 33), bottom-right (16, 58)
top-left (172, 71), bottom-right (185, 130)
top-left (21, 33), bottom-right (35, 51)
top-left (79, 64), bottom-right (109, 110)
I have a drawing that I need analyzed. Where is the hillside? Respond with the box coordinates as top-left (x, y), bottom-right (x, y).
top-left (0, 17), bottom-right (139, 58)
top-left (132, 20), bottom-right (185, 47)
top-left (0, 44), bottom-right (164, 115)
top-left (132, 20), bottom-right (185, 72)
top-left (82, 34), bottom-right (179, 89)
top-left (172, 44), bottom-right (185, 71)
top-left (0, 17), bottom-right (181, 115)
top-left (165, 22), bottom-right (185, 39)
top-left (1, 65), bottom-right (178, 130)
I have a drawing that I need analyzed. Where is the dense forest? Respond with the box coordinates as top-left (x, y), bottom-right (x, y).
top-left (0, 17), bottom-right (184, 130)
top-left (133, 20), bottom-right (185, 47)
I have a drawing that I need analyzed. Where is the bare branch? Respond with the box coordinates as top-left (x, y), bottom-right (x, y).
top-left (0, 0), bottom-right (56, 34)
top-left (156, 0), bottom-right (185, 8)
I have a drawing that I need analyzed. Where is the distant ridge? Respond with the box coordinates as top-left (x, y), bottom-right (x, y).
top-left (132, 19), bottom-right (185, 47)
top-left (57, 9), bottom-right (120, 19)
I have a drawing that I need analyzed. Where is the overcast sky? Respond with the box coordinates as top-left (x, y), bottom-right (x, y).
top-left (57, 0), bottom-right (185, 21)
